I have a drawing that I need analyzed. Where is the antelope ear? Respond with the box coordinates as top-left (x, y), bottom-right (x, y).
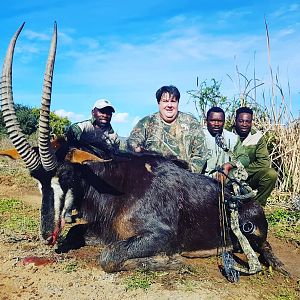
top-left (51, 137), bottom-right (66, 150)
top-left (65, 149), bottom-right (111, 164)
top-left (0, 149), bottom-right (21, 160)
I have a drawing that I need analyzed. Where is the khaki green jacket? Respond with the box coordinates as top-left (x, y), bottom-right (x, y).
top-left (234, 129), bottom-right (270, 177)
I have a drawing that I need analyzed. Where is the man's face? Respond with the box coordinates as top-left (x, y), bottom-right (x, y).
top-left (207, 112), bottom-right (225, 137)
top-left (92, 107), bottom-right (113, 126)
top-left (158, 92), bottom-right (179, 123)
top-left (235, 112), bottom-right (252, 138)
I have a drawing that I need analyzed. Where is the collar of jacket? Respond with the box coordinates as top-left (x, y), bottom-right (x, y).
top-left (242, 129), bottom-right (263, 146)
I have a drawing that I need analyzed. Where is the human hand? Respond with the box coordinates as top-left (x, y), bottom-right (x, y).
top-left (215, 163), bottom-right (233, 183)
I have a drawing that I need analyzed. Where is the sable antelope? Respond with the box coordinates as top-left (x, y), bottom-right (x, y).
top-left (0, 23), bottom-right (288, 276)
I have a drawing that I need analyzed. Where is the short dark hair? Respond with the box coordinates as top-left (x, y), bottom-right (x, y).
top-left (235, 107), bottom-right (253, 119)
top-left (206, 106), bottom-right (225, 120)
top-left (156, 85), bottom-right (180, 103)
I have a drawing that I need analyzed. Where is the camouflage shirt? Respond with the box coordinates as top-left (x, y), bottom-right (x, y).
top-left (127, 112), bottom-right (209, 173)
top-left (66, 118), bottom-right (120, 156)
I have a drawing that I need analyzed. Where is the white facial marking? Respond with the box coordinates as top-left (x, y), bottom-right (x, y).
top-left (51, 177), bottom-right (65, 222)
top-left (36, 180), bottom-right (42, 195)
top-left (61, 189), bottom-right (74, 218)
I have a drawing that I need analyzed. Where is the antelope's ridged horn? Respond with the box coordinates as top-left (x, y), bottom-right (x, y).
top-left (0, 23), bottom-right (41, 171)
top-left (38, 22), bottom-right (58, 171)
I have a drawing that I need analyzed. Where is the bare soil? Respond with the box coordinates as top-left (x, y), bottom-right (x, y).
top-left (0, 171), bottom-right (299, 300)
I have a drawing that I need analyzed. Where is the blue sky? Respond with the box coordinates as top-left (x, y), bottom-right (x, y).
top-left (1, 1), bottom-right (299, 136)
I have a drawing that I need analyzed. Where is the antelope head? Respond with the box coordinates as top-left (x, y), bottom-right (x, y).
top-left (1, 23), bottom-right (109, 245)
top-left (0, 23), bottom-right (67, 244)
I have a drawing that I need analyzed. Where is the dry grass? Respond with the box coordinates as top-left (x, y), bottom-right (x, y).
top-left (0, 135), bottom-right (14, 148)
top-left (0, 136), bottom-right (37, 192)
top-left (269, 124), bottom-right (300, 196)
top-left (237, 93), bottom-right (300, 205)
top-left (229, 20), bottom-right (300, 205)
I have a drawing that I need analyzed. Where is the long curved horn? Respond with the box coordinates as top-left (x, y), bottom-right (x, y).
top-left (38, 22), bottom-right (58, 171)
top-left (1, 23), bottom-right (41, 171)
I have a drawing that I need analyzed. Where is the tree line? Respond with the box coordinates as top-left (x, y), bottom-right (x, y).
top-left (0, 103), bottom-right (71, 137)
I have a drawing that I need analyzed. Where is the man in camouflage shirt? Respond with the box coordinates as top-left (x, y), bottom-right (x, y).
top-left (66, 99), bottom-right (120, 157)
top-left (64, 99), bottom-right (120, 223)
top-left (127, 85), bottom-right (209, 173)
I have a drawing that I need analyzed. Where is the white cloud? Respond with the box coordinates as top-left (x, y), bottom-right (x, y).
top-left (23, 30), bottom-right (50, 41)
top-left (131, 116), bottom-right (141, 126)
top-left (271, 3), bottom-right (299, 18)
top-left (62, 27), bottom-right (266, 93)
top-left (58, 32), bottom-right (74, 45)
top-left (112, 115), bottom-right (142, 137)
top-left (17, 44), bottom-right (40, 55)
top-left (6, 6), bottom-right (299, 133)
top-left (113, 112), bottom-right (129, 123)
top-left (166, 15), bottom-right (187, 25)
top-left (54, 109), bottom-right (85, 122)
top-left (78, 37), bottom-right (100, 50)
top-left (217, 8), bottom-right (252, 21)
top-left (277, 27), bottom-right (295, 37)
top-left (51, 21), bottom-right (299, 127)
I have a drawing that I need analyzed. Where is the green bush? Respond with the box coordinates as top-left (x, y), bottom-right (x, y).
top-left (0, 103), bottom-right (71, 139)
top-left (0, 104), bottom-right (38, 135)
top-left (266, 208), bottom-right (300, 243)
top-left (267, 209), bottom-right (300, 226)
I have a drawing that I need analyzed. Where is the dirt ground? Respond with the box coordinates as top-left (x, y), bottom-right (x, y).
top-left (0, 176), bottom-right (299, 300)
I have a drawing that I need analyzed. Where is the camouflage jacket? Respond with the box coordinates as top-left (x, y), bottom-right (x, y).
top-left (66, 119), bottom-right (120, 156)
top-left (127, 112), bottom-right (209, 173)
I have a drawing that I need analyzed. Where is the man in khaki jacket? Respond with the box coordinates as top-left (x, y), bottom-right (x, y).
top-left (234, 107), bottom-right (277, 206)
